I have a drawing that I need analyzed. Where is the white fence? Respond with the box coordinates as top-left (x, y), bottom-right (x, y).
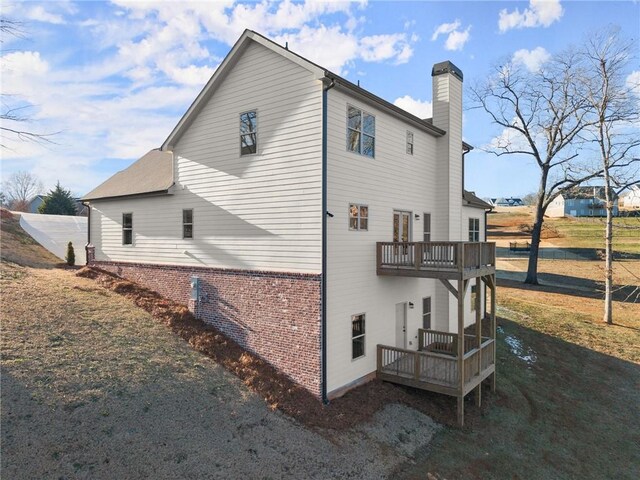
top-left (18, 212), bottom-right (88, 264)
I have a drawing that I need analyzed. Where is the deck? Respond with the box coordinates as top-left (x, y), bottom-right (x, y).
top-left (376, 241), bottom-right (496, 280)
top-left (377, 330), bottom-right (496, 397)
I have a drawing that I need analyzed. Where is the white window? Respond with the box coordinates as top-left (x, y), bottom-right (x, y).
top-left (406, 131), bottom-right (414, 155)
top-left (352, 313), bottom-right (365, 359)
top-left (347, 105), bottom-right (375, 157)
top-left (122, 213), bottom-right (133, 245)
top-left (423, 213), bottom-right (431, 242)
top-left (183, 209), bottom-right (193, 239)
top-left (422, 297), bottom-right (432, 329)
top-left (240, 110), bottom-right (257, 155)
top-left (469, 218), bottom-right (480, 242)
top-left (349, 204), bottom-right (368, 231)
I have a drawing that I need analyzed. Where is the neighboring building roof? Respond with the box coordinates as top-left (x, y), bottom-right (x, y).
top-left (562, 186), bottom-right (617, 200)
top-left (82, 149), bottom-right (174, 201)
top-left (162, 29), bottom-right (466, 151)
top-left (463, 190), bottom-right (493, 210)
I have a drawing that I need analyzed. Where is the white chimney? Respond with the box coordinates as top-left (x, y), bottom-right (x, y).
top-left (432, 61), bottom-right (464, 241)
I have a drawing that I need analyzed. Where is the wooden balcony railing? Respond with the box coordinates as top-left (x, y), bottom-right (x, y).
top-left (418, 328), bottom-right (480, 355)
top-left (377, 336), bottom-right (495, 394)
top-left (376, 242), bottom-right (495, 278)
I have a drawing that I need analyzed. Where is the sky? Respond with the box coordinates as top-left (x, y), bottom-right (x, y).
top-left (1, 0), bottom-right (639, 198)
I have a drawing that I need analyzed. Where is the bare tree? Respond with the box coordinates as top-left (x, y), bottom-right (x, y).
top-left (470, 51), bottom-right (602, 284)
top-left (1, 171), bottom-right (43, 211)
top-left (1, 17), bottom-right (57, 149)
top-left (579, 27), bottom-right (640, 324)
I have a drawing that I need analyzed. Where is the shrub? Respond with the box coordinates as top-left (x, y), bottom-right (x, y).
top-left (66, 241), bottom-right (75, 266)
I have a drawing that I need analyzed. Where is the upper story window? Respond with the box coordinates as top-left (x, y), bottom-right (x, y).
top-left (122, 213), bottom-right (133, 245)
top-left (406, 131), bottom-right (414, 155)
top-left (349, 204), bottom-right (368, 231)
top-left (347, 105), bottom-right (375, 157)
top-left (469, 218), bottom-right (480, 242)
top-left (240, 110), bottom-right (257, 155)
top-left (423, 213), bottom-right (431, 242)
top-left (183, 209), bottom-right (193, 239)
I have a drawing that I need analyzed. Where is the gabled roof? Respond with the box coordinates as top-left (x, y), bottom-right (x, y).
top-left (82, 149), bottom-right (173, 201)
top-left (162, 29), bottom-right (449, 150)
top-left (562, 186), bottom-right (616, 200)
top-left (463, 190), bottom-right (493, 210)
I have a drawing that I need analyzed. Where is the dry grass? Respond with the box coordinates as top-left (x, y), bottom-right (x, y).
top-left (0, 209), bottom-right (60, 268)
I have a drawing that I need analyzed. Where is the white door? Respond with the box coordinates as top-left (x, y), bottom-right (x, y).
top-left (395, 302), bottom-right (407, 349)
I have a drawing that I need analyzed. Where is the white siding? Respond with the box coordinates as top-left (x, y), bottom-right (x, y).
top-left (325, 88), bottom-right (443, 393)
top-left (91, 41), bottom-right (323, 273)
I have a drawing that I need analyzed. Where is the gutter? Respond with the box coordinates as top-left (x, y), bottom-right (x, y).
top-left (82, 201), bottom-right (91, 265)
top-left (321, 77), bottom-right (335, 404)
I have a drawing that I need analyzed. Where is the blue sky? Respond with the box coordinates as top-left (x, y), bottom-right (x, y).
top-left (1, 0), bottom-right (639, 198)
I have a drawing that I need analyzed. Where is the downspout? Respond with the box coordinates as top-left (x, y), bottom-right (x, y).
top-left (321, 77), bottom-right (335, 404)
top-left (83, 201), bottom-right (91, 265)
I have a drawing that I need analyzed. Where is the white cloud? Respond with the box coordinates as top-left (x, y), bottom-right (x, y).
top-left (512, 47), bottom-right (551, 72)
top-left (627, 71), bottom-right (640, 97)
top-left (499, 0), bottom-right (564, 33)
top-left (393, 95), bottom-right (433, 119)
top-left (1, 1), bottom-right (419, 194)
top-left (26, 5), bottom-right (66, 24)
top-left (431, 20), bottom-right (461, 41)
top-left (444, 26), bottom-right (471, 51)
top-left (431, 20), bottom-right (471, 51)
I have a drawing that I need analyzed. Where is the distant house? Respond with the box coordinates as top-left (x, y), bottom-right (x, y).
top-left (547, 187), bottom-right (618, 218)
top-left (28, 195), bottom-right (88, 216)
top-left (490, 197), bottom-right (523, 207)
top-left (621, 185), bottom-right (640, 209)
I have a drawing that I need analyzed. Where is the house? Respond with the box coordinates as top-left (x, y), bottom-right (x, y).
top-left (621, 185), bottom-right (640, 209)
top-left (82, 30), bottom-right (496, 425)
top-left (547, 186), bottom-right (619, 217)
top-left (492, 197), bottom-right (523, 207)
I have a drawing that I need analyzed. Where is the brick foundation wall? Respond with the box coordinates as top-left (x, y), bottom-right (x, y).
top-left (92, 260), bottom-right (322, 398)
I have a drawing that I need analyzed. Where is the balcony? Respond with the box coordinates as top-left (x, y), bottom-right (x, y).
top-left (376, 241), bottom-right (496, 280)
top-left (377, 329), bottom-right (496, 398)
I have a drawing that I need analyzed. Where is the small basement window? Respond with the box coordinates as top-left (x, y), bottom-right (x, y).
top-left (352, 313), bottom-right (365, 359)
top-left (240, 110), bottom-right (257, 155)
top-left (183, 209), bottom-right (193, 239)
top-left (349, 204), bottom-right (368, 231)
top-left (122, 213), bottom-right (133, 245)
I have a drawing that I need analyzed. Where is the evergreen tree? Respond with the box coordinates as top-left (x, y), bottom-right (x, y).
top-left (38, 182), bottom-right (77, 215)
top-left (66, 241), bottom-right (75, 266)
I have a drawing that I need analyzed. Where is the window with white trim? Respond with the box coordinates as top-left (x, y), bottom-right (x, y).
top-left (352, 313), bottom-right (365, 359)
top-left (122, 213), bottom-right (133, 245)
top-left (406, 131), bottom-right (414, 155)
top-left (422, 297), bottom-right (432, 329)
top-left (183, 209), bottom-right (193, 239)
top-left (349, 204), bottom-right (368, 231)
top-left (347, 105), bottom-right (375, 157)
top-left (423, 213), bottom-right (431, 242)
top-left (469, 218), bottom-right (480, 242)
top-left (240, 110), bottom-right (257, 155)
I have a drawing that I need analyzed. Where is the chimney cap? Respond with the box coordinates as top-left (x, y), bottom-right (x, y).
top-left (432, 61), bottom-right (463, 81)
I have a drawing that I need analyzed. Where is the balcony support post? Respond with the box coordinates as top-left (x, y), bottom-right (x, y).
top-left (457, 278), bottom-right (466, 427)
top-left (475, 275), bottom-right (482, 407)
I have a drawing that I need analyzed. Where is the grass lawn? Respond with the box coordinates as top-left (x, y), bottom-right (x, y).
top-left (488, 206), bottom-right (640, 254)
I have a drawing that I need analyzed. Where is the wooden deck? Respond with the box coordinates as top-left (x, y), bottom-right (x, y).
top-left (377, 334), bottom-right (496, 398)
top-left (376, 241), bottom-right (496, 280)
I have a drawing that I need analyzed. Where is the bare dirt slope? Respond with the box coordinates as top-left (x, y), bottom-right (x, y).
top-left (1, 209), bottom-right (61, 268)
